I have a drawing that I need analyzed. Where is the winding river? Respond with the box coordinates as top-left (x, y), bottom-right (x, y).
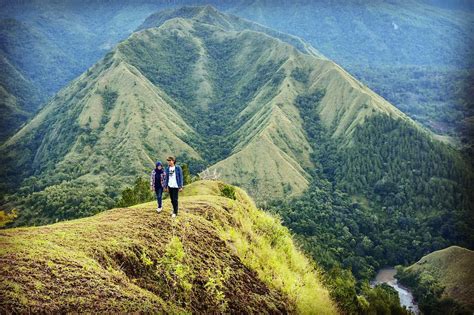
top-left (372, 268), bottom-right (419, 314)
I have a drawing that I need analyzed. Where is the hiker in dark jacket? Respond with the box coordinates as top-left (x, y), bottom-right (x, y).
top-left (150, 161), bottom-right (166, 213)
top-left (163, 156), bottom-right (183, 218)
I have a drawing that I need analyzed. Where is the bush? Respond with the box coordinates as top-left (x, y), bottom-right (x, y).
top-left (220, 184), bottom-right (236, 200)
top-left (116, 177), bottom-right (154, 207)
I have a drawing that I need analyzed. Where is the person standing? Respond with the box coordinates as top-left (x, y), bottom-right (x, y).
top-left (164, 156), bottom-right (183, 218)
top-left (150, 161), bottom-right (166, 213)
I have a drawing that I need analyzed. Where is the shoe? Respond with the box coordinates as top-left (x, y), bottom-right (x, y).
top-left (172, 213), bottom-right (176, 218)
top-left (157, 207), bottom-right (162, 213)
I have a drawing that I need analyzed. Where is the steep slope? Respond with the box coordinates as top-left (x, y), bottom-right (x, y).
top-left (0, 47), bottom-right (201, 224)
top-left (398, 246), bottom-right (474, 311)
top-left (2, 0), bottom-right (472, 145)
top-left (0, 19), bottom-right (54, 141)
top-left (0, 180), bottom-right (337, 314)
top-left (1, 9), bottom-right (327, 216)
top-left (134, 7), bottom-right (423, 201)
top-left (227, 0), bottom-right (474, 146)
top-left (0, 3), bottom-right (171, 141)
top-left (0, 55), bottom-right (37, 142)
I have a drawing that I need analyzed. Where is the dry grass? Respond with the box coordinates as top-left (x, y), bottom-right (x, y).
top-left (406, 246), bottom-right (474, 308)
top-left (0, 180), bottom-right (337, 314)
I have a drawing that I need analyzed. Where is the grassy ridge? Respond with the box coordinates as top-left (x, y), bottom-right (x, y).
top-left (0, 180), bottom-right (337, 314)
top-left (399, 246), bottom-right (474, 311)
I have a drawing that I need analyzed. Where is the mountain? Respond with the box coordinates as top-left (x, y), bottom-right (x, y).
top-left (137, 5), bottom-right (326, 59)
top-left (1, 6), bottom-right (471, 232)
top-left (0, 18), bottom-right (62, 142)
top-left (0, 180), bottom-right (337, 314)
top-left (397, 246), bottom-right (474, 313)
top-left (0, 53), bottom-right (39, 142)
top-left (0, 10), bottom-right (472, 311)
top-left (0, 5), bottom-right (409, 218)
top-left (2, 0), bottom-right (472, 147)
top-left (226, 0), bottom-right (474, 147)
top-left (0, 3), bottom-right (167, 142)
top-left (0, 4), bottom-right (472, 314)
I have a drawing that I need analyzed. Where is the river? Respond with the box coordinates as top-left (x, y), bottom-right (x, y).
top-left (371, 268), bottom-right (419, 314)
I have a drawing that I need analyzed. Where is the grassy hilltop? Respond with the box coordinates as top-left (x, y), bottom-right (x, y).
top-left (397, 246), bottom-right (474, 313)
top-left (0, 180), bottom-right (337, 314)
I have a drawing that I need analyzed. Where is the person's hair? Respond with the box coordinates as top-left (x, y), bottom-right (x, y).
top-left (167, 156), bottom-right (176, 162)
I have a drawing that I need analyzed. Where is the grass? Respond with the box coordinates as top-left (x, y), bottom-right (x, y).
top-left (0, 180), bottom-right (337, 313)
top-left (405, 246), bottom-right (474, 308)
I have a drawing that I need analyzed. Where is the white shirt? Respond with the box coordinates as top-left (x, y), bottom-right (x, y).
top-left (168, 166), bottom-right (178, 188)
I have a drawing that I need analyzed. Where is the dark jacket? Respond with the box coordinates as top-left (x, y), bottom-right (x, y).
top-left (150, 169), bottom-right (166, 191)
top-left (164, 165), bottom-right (184, 189)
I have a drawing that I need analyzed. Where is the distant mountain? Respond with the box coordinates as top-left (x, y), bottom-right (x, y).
top-left (0, 3), bottom-right (166, 142)
top-left (0, 18), bottom-right (68, 141)
top-left (1, 0), bottom-right (472, 145)
top-left (0, 53), bottom-right (40, 142)
top-left (226, 0), bottom-right (474, 146)
top-left (397, 246), bottom-right (474, 313)
top-left (0, 180), bottom-right (337, 314)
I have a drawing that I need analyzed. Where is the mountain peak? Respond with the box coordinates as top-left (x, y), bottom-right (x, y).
top-left (136, 5), bottom-right (325, 58)
top-left (137, 5), bottom-right (227, 31)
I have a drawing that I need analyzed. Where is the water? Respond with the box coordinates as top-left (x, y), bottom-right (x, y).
top-left (372, 268), bottom-right (419, 314)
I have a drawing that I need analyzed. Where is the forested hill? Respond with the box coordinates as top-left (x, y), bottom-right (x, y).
top-left (1, 0), bottom-right (472, 146)
top-left (0, 180), bottom-right (337, 314)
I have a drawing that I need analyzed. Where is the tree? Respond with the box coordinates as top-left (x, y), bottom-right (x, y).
top-left (116, 177), bottom-right (154, 207)
top-left (182, 163), bottom-right (192, 185)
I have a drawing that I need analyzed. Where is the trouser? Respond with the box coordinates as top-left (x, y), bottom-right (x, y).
top-left (168, 187), bottom-right (179, 215)
top-left (155, 187), bottom-right (163, 208)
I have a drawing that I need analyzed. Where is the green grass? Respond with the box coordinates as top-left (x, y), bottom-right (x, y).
top-left (0, 180), bottom-right (337, 313)
top-left (404, 246), bottom-right (474, 309)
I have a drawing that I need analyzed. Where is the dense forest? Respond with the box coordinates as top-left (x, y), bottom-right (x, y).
top-left (267, 89), bottom-right (474, 312)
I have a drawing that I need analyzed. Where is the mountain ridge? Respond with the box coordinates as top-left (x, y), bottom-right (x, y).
top-left (0, 180), bottom-right (337, 314)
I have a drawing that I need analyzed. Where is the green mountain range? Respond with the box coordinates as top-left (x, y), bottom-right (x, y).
top-left (0, 19), bottom-right (62, 142)
top-left (1, 6), bottom-right (471, 242)
top-left (1, 1), bottom-right (472, 146)
top-left (0, 6), bottom-right (410, 216)
top-left (0, 2), bottom-right (165, 142)
top-left (229, 0), bottom-right (474, 144)
top-left (0, 180), bottom-right (337, 314)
